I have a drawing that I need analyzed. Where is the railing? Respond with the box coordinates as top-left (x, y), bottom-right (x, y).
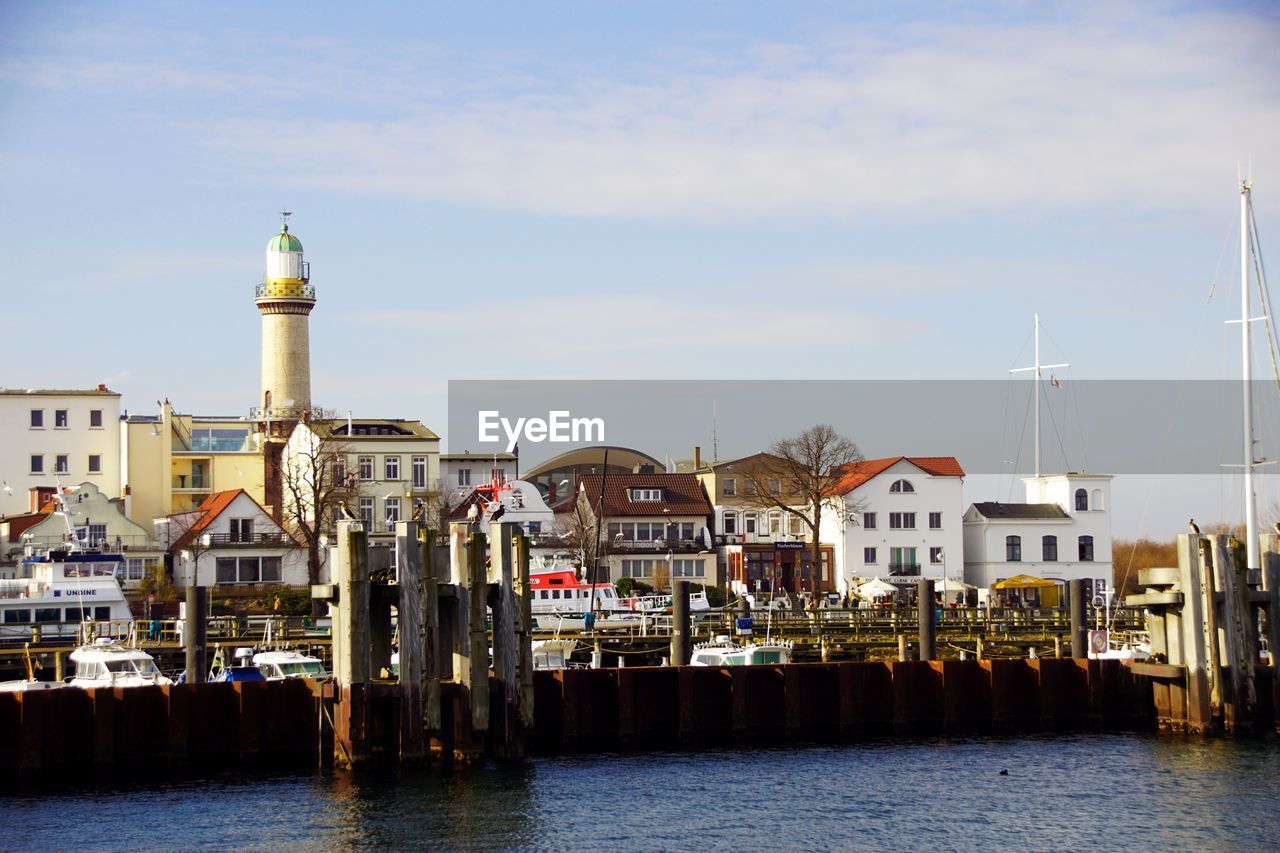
top-left (16, 534), bottom-right (160, 552)
top-left (612, 538), bottom-right (705, 553)
top-left (888, 563), bottom-right (921, 577)
top-left (254, 282), bottom-right (315, 299)
top-left (248, 405), bottom-right (338, 422)
top-left (172, 475), bottom-right (210, 490)
top-left (202, 532), bottom-right (293, 546)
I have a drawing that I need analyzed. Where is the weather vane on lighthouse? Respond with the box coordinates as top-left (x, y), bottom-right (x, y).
top-left (280, 209), bottom-right (292, 229)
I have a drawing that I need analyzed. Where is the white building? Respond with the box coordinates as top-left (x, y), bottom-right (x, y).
top-left (962, 473), bottom-right (1113, 590)
top-left (820, 457), bottom-right (966, 595)
top-left (440, 452), bottom-right (517, 508)
top-left (169, 489), bottom-right (308, 589)
top-left (0, 387), bottom-right (121, 518)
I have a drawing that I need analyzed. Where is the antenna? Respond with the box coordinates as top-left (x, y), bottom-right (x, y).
top-left (280, 210), bottom-right (293, 227)
top-left (1009, 313), bottom-right (1069, 478)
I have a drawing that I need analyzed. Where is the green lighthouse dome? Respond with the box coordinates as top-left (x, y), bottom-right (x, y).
top-left (267, 224), bottom-right (303, 253)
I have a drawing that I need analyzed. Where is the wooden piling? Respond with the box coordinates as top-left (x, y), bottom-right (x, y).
top-left (671, 581), bottom-right (691, 666)
top-left (331, 520), bottom-right (371, 767)
top-left (514, 533), bottom-right (535, 732)
top-left (421, 529), bottom-right (442, 745)
top-left (1213, 536), bottom-right (1258, 730)
top-left (184, 586), bottom-right (208, 684)
top-left (1068, 578), bottom-right (1087, 658)
top-left (394, 520), bottom-right (425, 764)
top-left (917, 579), bottom-right (936, 661)
top-left (489, 522), bottom-right (523, 758)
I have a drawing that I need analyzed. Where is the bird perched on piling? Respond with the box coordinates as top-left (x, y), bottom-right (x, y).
top-left (1188, 518), bottom-right (1201, 535)
top-left (466, 502), bottom-right (480, 523)
top-left (489, 503), bottom-right (506, 522)
top-left (338, 499), bottom-right (358, 520)
top-left (411, 499), bottom-right (425, 521)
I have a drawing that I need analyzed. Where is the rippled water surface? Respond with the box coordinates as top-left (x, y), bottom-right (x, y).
top-left (3, 734), bottom-right (1279, 850)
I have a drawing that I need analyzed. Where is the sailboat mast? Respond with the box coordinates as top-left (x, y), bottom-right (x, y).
top-left (1240, 180), bottom-right (1259, 572)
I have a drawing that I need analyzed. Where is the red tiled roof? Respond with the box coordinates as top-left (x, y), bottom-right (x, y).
top-left (170, 489), bottom-right (252, 550)
top-left (829, 456), bottom-right (965, 495)
top-left (577, 473), bottom-right (713, 518)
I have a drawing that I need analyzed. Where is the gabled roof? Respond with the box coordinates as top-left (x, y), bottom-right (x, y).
top-left (577, 473), bottom-right (713, 517)
top-left (969, 502), bottom-right (1070, 520)
top-left (170, 489), bottom-right (298, 550)
top-left (829, 456), bottom-right (965, 495)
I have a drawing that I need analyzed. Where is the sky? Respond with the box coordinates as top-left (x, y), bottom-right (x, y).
top-left (2, 1), bottom-right (1279, 538)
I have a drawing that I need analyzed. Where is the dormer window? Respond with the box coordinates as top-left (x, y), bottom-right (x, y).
top-left (889, 479), bottom-right (915, 493)
top-left (631, 488), bottom-right (662, 501)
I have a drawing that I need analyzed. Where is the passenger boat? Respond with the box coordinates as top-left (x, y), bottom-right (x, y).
top-left (529, 567), bottom-right (643, 630)
top-left (68, 636), bottom-right (172, 688)
top-left (0, 548), bottom-right (133, 642)
top-left (689, 637), bottom-right (794, 666)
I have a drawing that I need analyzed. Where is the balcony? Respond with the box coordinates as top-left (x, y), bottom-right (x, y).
top-left (255, 280), bottom-right (314, 299)
top-left (888, 563), bottom-right (921, 577)
top-left (611, 538), bottom-right (705, 554)
top-left (203, 532), bottom-right (295, 547)
top-left (173, 474), bottom-right (210, 491)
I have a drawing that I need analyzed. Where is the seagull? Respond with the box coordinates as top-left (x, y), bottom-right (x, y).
top-left (411, 499), bottom-right (425, 521)
top-left (489, 504), bottom-right (506, 522)
top-left (2, 481), bottom-right (11, 496)
top-left (338, 499), bottom-right (358, 520)
top-left (1188, 518), bottom-right (1201, 535)
top-left (466, 502), bottom-right (480, 522)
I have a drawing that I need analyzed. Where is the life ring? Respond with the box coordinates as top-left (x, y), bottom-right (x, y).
top-left (1089, 630), bottom-right (1109, 654)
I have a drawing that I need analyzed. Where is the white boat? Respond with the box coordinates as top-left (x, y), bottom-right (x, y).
top-left (690, 637), bottom-right (794, 666)
top-left (0, 680), bottom-right (66, 692)
top-left (252, 649), bottom-right (329, 680)
top-left (68, 637), bottom-right (172, 688)
top-left (0, 548), bottom-right (134, 642)
top-left (532, 638), bottom-right (583, 670)
top-left (1088, 628), bottom-right (1152, 661)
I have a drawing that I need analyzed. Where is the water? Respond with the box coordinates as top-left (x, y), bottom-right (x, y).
top-left (3, 734), bottom-right (1279, 850)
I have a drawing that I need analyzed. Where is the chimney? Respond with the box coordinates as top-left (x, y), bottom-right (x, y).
top-left (693, 446), bottom-right (702, 470)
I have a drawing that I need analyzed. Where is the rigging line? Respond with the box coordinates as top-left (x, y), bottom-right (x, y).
top-left (1008, 380), bottom-right (1034, 502)
top-left (1038, 325), bottom-right (1089, 471)
top-left (998, 372), bottom-right (1015, 500)
top-left (1206, 213), bottom-right (1235, 302)
top-left (1037, 323), bottom-right (1079, 471)
top-left (1040, 376), bottom-right (1071, 473)
top-left (1247, 197), bottom-right (1280, 393)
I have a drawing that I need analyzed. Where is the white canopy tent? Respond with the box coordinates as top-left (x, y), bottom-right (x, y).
top-left (855, 577), bottom-right (897, 600)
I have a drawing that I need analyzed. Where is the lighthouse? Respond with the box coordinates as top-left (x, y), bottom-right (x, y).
top-left (255, 213), bottom-right (315, 420)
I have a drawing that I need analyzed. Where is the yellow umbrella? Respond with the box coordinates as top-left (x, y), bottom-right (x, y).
top-left (992, 573), bottom-right (1057, 589)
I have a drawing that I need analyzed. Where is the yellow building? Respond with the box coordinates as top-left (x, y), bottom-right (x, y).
top-left (122, 402), bottom-right (267, 526)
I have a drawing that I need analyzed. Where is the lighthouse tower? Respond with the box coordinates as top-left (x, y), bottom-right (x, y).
top-left (255, 213), bottom-right (315, 419)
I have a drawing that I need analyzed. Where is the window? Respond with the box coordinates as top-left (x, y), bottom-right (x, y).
top-left (768, 511), bottom-right (783, 535)
top-left (864, 547), bottom-right (877, 564)
top-left (55, 409), bottom-right (68, 428)
top-left (90, 409), bottom-right (103, 428)
top-left (1075, 488), bottom-right (1088, 511)
top-left (889, 547), bottom-right (917, 573)
top-left (631, 488), bottom-right (662, 501)
top-left (788, 514), bottom-right (803, 535)
top-left (928, 512), bottom-right (942, 530)
top-left (333, 457), bottom-right (346, 485)
top-left (88, 454), bottom-right (102, 473)
top-left (358, 456), bottom-right (374, 480)
top-left (621, 559), bottom-right (656, 579)
top-left (744, 480), bottom-right (758, 496)
top-left (1042, 535), bottom-right (1058, 561)
top-left (3, 609), bottom-right (32, 624)
top-left (229, 518), bottom-right (254, 543)
top-left (385, 497), bottom-right (400, 524)
top-left (190, 428), bottom-right (252, 452)
top-left (457, 468), bottom-right (472, 487)
top-left (412, 456), bottom-right (427, 489)
top-left (30, 454), bottom-right (43, 474)
top-left (672, 559), bottom-right (705, 578)
top-left (35, 608), bottom-right (60, 623)
top-left (55, 454), bottom-right (69, 473)
top-left (384, 456), bottom-right (400, 480)
top-left (215, 556), bottom-right (282, 584)
top-left (525, 521), bottom-right (542, 534)
top-left (930, 547), bottom-right (944, 564)
top-left (767, 479), bottom-right (782, 496)
top-left (1079, 535), bottom-right (1094, 562)
top-left (358, 497), bottom-right (374, 525)
top-left (30, 410), bottom-right (43, 428)
top-left (889, 512), bottom-right (916, 530)
top-left (744, 512), bottom-right (757, 534)
top-left (125, 558), bottom-right (147, 581)
top-left (723, 512), bottom-right (738, 534)
top-left (723, 478), bottom-right (736, 496)
top-left (1006, 535), bottom-right (1022, 562)
top-left (863, 511), bottom-right (877, 529)
top-left (889, 479), bottom-right (915, 493)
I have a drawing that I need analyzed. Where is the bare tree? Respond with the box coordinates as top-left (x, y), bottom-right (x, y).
top-left (739, 424), bottom-right (863, 593)
top-left (279, 425), bottom-right (356, 586)
top-left (551, 494), bottom-right (606, 573)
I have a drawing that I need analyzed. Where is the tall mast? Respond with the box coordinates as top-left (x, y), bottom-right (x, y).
top-left (1011, 313), bottom-right (1068, 478)
top-left (1240, 180), bottom-right (1259, 572)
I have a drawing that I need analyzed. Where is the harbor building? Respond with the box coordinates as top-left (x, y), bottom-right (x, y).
top-left (440, 451), bottom-right (517, 508)
top-left (0, 387), bottom-right (121, 519)
top-left (962, 473), bottom-right (1114, 593)
top-left (821, 456), bottom-right (966, 596)
top-left (576, 469), bottom-right (715, 589)
top-left (522, 446), bottom-right (665, 506)
top-left (167, 488), bottom-right (308, 589)
top-left (694, 448), bottom-right (835, 596)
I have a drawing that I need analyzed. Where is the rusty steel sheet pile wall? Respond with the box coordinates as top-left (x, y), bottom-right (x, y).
top-left (0, 680), bottom-right (320, 781)
top-left (530, 659), bottom-right (1152, 753)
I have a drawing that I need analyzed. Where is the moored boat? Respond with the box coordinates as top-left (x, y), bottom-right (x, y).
top-left (68, 637), bottom-right (172, 688)
top-left (690, 637), bottom-right (794, 666)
